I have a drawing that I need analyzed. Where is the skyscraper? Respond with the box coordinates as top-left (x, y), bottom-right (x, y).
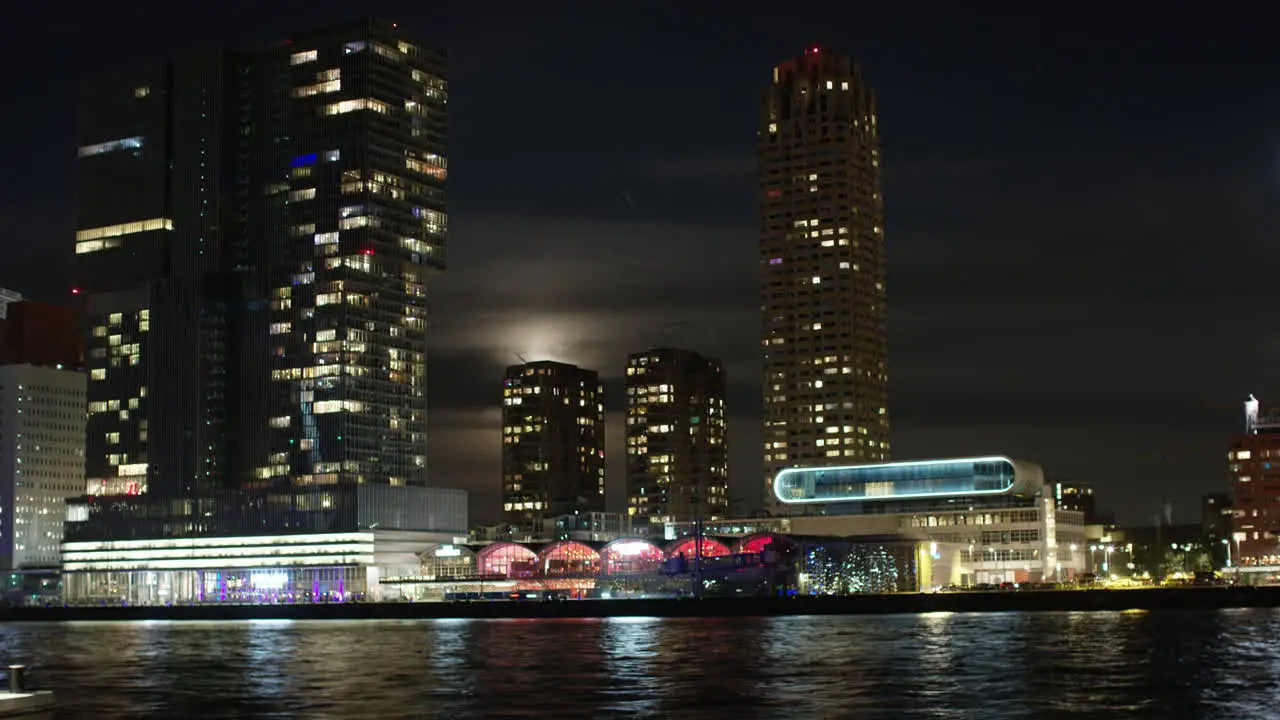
top-left (75, 19), bottom-right (446, 499)
top-left (62, 19), bottom-right (465, 605)
top-left (625, 349), bottom-right (728, 533)
top-left (758, 48), bottom-right (890, 512)
top-left (501, 361), bottom-right (605, 528)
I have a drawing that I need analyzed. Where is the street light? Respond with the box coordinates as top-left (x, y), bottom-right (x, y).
top-left (1222, 538), bottom-right (1232, 568)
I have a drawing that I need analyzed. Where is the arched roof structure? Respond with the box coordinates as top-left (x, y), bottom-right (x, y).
top-left (665, 536), bottom-right (731, 559)
top-left (600, 538), bottom-right (666, 575)
top-left (733, 532), bottom-right (798, 555)
top-left (476, 541), bottom-right (538, 578)
top-left (537, 540), bottom-right (601, 576)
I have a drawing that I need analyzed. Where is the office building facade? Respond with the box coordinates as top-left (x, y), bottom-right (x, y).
top-left (65, 19), bottom-right (461, 603)
top-left (758, 48), bottom-right (890, 513)
top-left (625, 349), bottom-right (728, 531)
top-left (0, 365), bottom-right (87, 569)
top-left (1229, 395), bottom-right (1280, 566)
top-left (76, 18), bottom-right (446, 499)
top-left (501, 361), bottom-right (605, 527)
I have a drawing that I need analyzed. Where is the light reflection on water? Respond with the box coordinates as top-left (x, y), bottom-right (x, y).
top-left (0, 610), bottom-right (1277, 718)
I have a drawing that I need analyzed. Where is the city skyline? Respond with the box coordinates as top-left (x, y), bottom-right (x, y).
top-left (3, 4), bottom-right (1278, 524)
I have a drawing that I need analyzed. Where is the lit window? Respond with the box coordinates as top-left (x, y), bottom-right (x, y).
top-left (78, 137), bottom-right (143, 158)
top-left (323, 98), bottom-right (390, 115)
top-left (75, 218), bottom-right (174, 254)
top-left (134, 86), bottom-right (150, 98)
top-left (293, 79), bottom-right (341, 98)
top-left (290, 50), bottom-right (318, 65)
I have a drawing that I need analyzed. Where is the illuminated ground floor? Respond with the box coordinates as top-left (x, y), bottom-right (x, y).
top-left (381, 535), bottom-right (940, 600)
top-left (60, 530), bottom-right (458, 605)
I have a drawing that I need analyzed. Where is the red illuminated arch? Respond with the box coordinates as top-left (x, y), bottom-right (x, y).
top-left (600, 539), bottom-right (666, 575)
top-left (537, 540), bottom-right (602, 576)
top-left (476, 542), bottom-right (538, 578)
top-left (665, 536), bottom-right (730, 559)
top-left (733, 532), bottom-right (798, 555)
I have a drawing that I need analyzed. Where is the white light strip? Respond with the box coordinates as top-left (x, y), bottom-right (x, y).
top-left (78, 136), bottom-right (143, 158)
top-left (63, 554), bottom-right (376, 572)
top-left (75, 218), bottom-right (174, 242)
top-left (774, 456), bottom-right (1020, 505)
top-left (62, 532), bottom-right (374, 553)
top-left (62, 542), bottom-right (373, 563)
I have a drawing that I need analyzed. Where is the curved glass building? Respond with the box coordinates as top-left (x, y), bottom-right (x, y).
top-left (773, 456), bottom-right (1044, 505)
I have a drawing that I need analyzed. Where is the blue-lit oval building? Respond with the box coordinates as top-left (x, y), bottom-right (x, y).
top-left (773, 456), bottom-right (1045, 505)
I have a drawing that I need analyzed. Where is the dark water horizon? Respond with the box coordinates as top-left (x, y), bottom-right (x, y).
top-left (1, 609), bottom-right (1276, 719)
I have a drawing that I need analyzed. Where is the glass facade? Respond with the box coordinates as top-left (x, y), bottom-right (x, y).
top-left (383, 533), bottom-right (934, 599)
top-left (600, 540), bottom-right (666, 575)
top-left (73, 18), bottom-right (449, 517)
top-left (59, 529), bottom-right (452, 604)
top-left (476, 542), bottom-right (537, 579)
top-left (774, 457), bottom-right (1035, 505)
top-left (538, 541), bottom-right (600, 577)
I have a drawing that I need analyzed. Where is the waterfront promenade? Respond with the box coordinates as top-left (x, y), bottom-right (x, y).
top-left (3, 586), bottom-right (1280, 622)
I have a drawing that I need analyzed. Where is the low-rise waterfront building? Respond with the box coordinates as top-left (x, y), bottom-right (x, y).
top-left (59, 485), bottom-right (467, 605)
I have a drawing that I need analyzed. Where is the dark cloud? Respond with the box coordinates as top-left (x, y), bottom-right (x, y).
top-left (431, 216), bottom-right (757, 375)
top-left (631, 152), bottom-right (756, 181)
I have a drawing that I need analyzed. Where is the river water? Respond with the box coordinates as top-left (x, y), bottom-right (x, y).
top-left (0, 609), bottom-right (1276, 718)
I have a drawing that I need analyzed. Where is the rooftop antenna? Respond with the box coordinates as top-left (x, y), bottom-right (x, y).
top-left (516, 353), bottom-right (528, 364)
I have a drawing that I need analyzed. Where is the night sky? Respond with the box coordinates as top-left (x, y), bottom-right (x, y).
top-left (5, 3), bottom-right (1279, 525)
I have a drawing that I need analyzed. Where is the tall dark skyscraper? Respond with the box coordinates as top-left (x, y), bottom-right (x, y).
top-left (758, 48), bottom-right (890, 513)
top-left (501, 361), bottom-right (605, 528)
top-left (75, 19), bottom-right (446, 500)
top-left (624, 349), bottom-right (728, 533)
top-left (63, 19), bottom-right (465, 606)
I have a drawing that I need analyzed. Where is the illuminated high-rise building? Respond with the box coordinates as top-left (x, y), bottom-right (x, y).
top-left (61, 20), bottom-right (465, 604)
top-left (758, 48), bottom-right (890, 513)
top-left (74, 18), bottom-right (446, 499)
top-left (625, 349), bottom-right (728, 532)
top-left (501, 361), bottom-right (605, 528)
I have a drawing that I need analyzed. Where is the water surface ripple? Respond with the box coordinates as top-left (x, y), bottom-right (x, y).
top-left (0, 609), bottom-right (1275, 719)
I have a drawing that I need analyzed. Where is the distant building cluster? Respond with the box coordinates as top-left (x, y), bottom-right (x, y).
top-left (498, 351), bottom-right (728, 537)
